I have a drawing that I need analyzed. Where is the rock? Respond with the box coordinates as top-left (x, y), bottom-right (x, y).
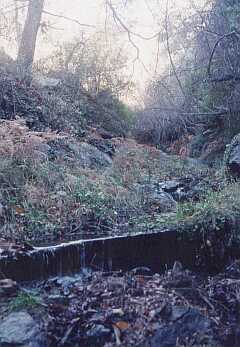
top-left (87, 138), bottom-right (115, 157)
top-left (154, 304), bottom-right (189, 322)
top-left (169, 306), bottom-right (189, 322)
top-left (223, 324), bottom-right (240, 347)
top-left (159, 180), bottom-right (184, 193)
top-left (47, 138), bottom-right (113, 169)
top-left (130, 267), bottom-right (153, 276)
top-left (140, 308), bottom-right (214, 347)
top-left (49, 275), bottom-right (81, 290)
top-left (172, 261), bottom-right (183, 275)
top-left (165, 263), bottom-right (193, 289)
top-left (32, 150), bottom-right (49, 162)
top-left (47, 294), bottom-right (69, 305)
top-left (69, 142), bottom-right (113, 170)
top-left (159, 179), bottom-right (189, 202)
top-left (135, 184), bottom-right (177, 212)
top-left (159, 177), bottom-right (205, 202)
top-left (157, 176), bottom-right (210, 202)
top-left (0, 278), bottom-right (18, 296)
top-left (184, 182), bottom-right (205, 201)
top-left (0, 203), bottom-right (3, 217)
top-left (86, 324), bottom-right (111, 345)
top-left (148, 191), bottom-right (177, 212)
top-left (97, 128), bottom-right (115, 139)
top-left (33, 143), bottom-right (51, 154)
top-left (0, 312), bottom-right (46, 347)
top-left (224, 134), bottom-right (240, 178)
top-left (32, 143), bottom-right (51, 161)
top-left (165, 273), bottom-right (193, 289)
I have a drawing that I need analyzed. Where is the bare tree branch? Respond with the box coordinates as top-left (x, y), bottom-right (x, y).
top-left (106, 0), bottom-right (161, 41)
top-left (164, 0), bottom-right (185, 98)
top-left (142, 107), bottom-right (230, 117)
top-left (207, 31), bottom-right (240, 76)
top-left (42, 10), bottom-right (96, 28)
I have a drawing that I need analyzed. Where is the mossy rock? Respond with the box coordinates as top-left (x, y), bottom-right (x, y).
top-left (224, 133), bottom-right (240, 178)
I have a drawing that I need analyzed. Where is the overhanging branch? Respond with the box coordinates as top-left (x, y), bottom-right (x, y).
top-left (42, 10), bottom-right (96, 28)
top-left (142, 107), bottom-right (230, 117)
top-left (207, 31), bottom-right (240, 76)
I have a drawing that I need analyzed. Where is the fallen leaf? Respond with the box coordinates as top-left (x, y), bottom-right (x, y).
top-left (115, 321), bottom-right (129, 331)
top-left (14, 206), bottom-right (25, 215)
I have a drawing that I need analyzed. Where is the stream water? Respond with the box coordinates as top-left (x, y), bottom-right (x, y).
top-left (0, 230), bottom-right (200, 281)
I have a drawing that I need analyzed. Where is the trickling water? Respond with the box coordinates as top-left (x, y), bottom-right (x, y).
top-left (80, 242), bottom-right (86, 269)
top-left (0, 230), bottom-right (204, 281)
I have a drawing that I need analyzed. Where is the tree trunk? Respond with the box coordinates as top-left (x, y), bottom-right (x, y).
top-left (17, 0), bottom-right (44, 79)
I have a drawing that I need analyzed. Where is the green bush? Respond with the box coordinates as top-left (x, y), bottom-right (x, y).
top-left (10, 292), bottom-right (40, 311)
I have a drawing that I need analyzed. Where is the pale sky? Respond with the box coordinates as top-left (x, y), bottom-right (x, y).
top-left (1, 0), bottom-right (206, 92)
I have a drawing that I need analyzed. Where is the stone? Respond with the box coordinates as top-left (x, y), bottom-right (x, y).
top-left (33, 143), bottom-right (51, 154)
top-left (86, 324), bottom-right (111, 345)
top-left (0, 312), bottom-right (46, 347)
top-left (32, 150), bottom-right (48, 162)
top-left (97, 128), bottom-right (115, 139)
top-left (69, 142), bottom-right (113, 170)
top-left (149, 191), bottom-right (177, 212)
top-left (172, 261), bottom-right (183, 275)
top-left (87, 138), bottom-right (115, 157)
top-left (184, 182), bottom-right (206, 201)
top-left (169, 306), bottom-right (189, 322)
top-left (229, 145), bottom-right (240, 173)
top-left (159, 180), bottom-right (183, 193)
top-left (135, 184), bottom-right (177, 212)
top-left (50, 275), bottom-right (81, 289)
top-left (140, 308), bottom-right (214, 347)
top-left (130, 267), bottom-right (153, 276)
top-left (0, 278), bottom-right (18, 296)
top-left (224, 133), bottom-right (240, 178)
top-left (47, 294), bottom-right (69, 305)
top-left (165, 274), bottom-right (193, 289)
top-left (0, 203), bottom-right (3, 217)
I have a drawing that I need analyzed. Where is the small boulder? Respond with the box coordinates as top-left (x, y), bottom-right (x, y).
top-left (0, 203), bottom-right (3, 217)
top-left (148, 190), bottom-right (177, 213)
top-left (224, 134), bottom-right (240, 178)
top-left (97, 128), bottom-right (115, 139)
top-left (159, 180), bottom-right (183, 193)
top-left (87, 138), bottom-right (115, 157)
top-left (0, 312), bottom-right (46, 347)
top-left (135, 184), bottom-right (177, 212)
top-left (140, 307), bottom-right (214, 347)
top-left (86, 324), bottom-right (111, 345)
top-left (69, 142), bottom-right (113, 170)
top-left (130, 267), bottom-right (153, 276)
top-left (0, 279), bottom-right (18, 296)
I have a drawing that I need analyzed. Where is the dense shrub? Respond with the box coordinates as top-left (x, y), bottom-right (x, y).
top-left (0, 68), bottom-right (132, 137)
top-left (134, 108), bottom-right (189, 147)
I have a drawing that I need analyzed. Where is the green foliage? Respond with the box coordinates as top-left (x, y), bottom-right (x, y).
top-left (72, 178), bottom-right (114, 220)
top-left (128, 181), bottom-right (240, 251)
top-left (94, 90), bottom-right (134, 136)
top-left (116, 100), bottom-right (135, 124)
top-left (10, 292), bottom-right (40, 312)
